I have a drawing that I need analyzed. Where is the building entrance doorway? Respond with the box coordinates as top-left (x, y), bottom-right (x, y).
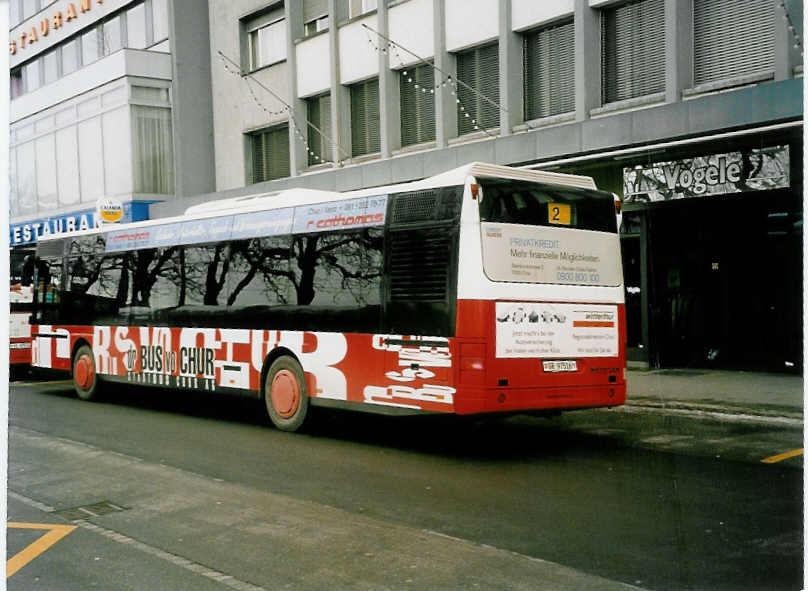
top-left (645, 190), bottom-right (801, 371)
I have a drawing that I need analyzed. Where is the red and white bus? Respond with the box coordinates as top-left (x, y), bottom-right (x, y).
top-left (10, 248), bottom-right (35, 377)
top-left (30, 162), bottom-right (625, 431)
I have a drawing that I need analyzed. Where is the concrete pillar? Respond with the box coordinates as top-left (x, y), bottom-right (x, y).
top-left (574, 0), bottom-right (600, 121)
top-left (498, 0), bottom-right (522, 135)
top-left (378, 1), bottom-right (400, 157)
top-left (665, 0), bottom-right (692, 103)
top-left (774, 0), bottom-right (798, 81)
top-left (285, 1), bottom-right (306, 176)
top-left (329, 0), bottom-right (352, 163)
top-left (168, 0), bottom-right (216, 197)
top-left (434, 0), bottom-right (456, 147)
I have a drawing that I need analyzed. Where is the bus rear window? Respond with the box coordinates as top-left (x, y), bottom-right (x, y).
top-left (478, 178), bottom-right (617, 233)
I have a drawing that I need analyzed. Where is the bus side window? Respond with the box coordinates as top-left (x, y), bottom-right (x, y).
top-left (35, 258), bottom-right (62, 305)
top-left (21, 255), bottom-right (35, 287)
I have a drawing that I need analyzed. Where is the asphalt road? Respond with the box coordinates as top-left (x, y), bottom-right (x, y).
top-left (7, 379), bottom-right (804, 590)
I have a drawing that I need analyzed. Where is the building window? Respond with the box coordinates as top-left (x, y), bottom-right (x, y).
top-left (82, 27), bottom-right (102, 66)
top-left (307, 94), bottom-right (332, 166)
top-left (133, 106), bottom-right (175, 194)
top-left (303, 0), bottom-right (328, 36)
top-left (43, 49), bottom-right (59, 86)
top-left (22, 0), bottom-right (37, 20)
top-left (62, 38), bottom-right (80, 76)
top-left (456, 43), bottom-right (500, 135)
top-left (349, 0), bottom-right (377, 18)
top-left (11, 68), bottom-right (24, 100)
top-left (24, 59), bottom-right (40, 93)
top-left (400, 63), bottom-right (435, 147)
top-left (251, 125), bottom-right (290, 183)
top-left (10, 0), bottom-right (21, 28)
top-left (524, 19), bottom-right (574, 120)
top-left (245, 5), bottom-right (287, 71)
top-left (103, 15), bottom-right (123, 54)
top-left (693, 0), bottom-right (774, 86)
top-left (153, 0), bottom-right (170, 43)
top-left (350, 78), bottom-right (380, 157)
top-left (126, 2), bottom-right (148, 50)
top-left (601, 0), bottom-right (664, 104)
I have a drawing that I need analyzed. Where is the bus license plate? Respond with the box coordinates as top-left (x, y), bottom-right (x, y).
top-left (543, 360), bottom-right (578, 373)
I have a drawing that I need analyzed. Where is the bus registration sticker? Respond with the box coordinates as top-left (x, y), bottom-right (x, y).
top-left (542, 360), bottom-right (577, 372)
top-left (548, 203), bottom-right (571, 225)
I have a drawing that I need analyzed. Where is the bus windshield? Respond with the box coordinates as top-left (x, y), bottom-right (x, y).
top-left (478, 178), bottom-right (617, 233)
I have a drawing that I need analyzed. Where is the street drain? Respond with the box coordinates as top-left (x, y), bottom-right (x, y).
top-left (52, 501), bottom-right (128, 522)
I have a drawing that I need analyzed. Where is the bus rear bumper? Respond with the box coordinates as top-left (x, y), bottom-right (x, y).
top-left (453, 383), bottom-right (626, 415)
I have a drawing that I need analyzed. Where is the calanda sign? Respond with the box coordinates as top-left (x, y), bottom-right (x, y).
top-left (622, 145), bottom-right (790, 203)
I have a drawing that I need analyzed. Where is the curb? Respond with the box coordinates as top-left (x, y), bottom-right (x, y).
top-left (622, 399), bottom-right (803, 427)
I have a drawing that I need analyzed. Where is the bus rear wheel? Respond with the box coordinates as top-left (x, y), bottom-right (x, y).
top-left (264, 356), bottom-right (309, 432)
top-left (72, 344), bottom-right (101, 401)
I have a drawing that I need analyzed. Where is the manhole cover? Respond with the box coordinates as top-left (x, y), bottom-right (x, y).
top-left (52, 501), bottom-right (128, 522)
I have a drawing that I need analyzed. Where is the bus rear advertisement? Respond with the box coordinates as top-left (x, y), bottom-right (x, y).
top-left (30, 163), bottom-right (626, 431)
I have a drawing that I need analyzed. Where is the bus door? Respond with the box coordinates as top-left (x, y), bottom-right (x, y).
top-left (32, 239), bottom-right (71, 369)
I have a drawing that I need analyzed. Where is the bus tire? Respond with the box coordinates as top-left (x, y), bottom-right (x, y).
top-left (264, 356), bottom-right (309, 432)
top-left (72, 344), bottom-right (101, 401)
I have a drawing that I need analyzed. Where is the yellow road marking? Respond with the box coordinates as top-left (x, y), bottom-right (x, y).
top-left (7, 522), bottom-right (77, 578)
top-left (761, 448), bottom-right (804, 464)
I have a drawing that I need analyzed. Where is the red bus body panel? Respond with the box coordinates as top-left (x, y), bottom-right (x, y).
top-left (452, 299), bottom-right (626, 415)
top-left (33, 300), bottom-right (625, 417)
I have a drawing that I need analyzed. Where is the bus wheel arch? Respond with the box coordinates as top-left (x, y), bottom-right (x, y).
top-left (71, 341), bottom-right (101, 401)
top-left (261, 350), bottom-right (309, 432)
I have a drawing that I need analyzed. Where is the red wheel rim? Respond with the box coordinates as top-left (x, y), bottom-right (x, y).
top-left (271, 369), bottom-right (300, 419)
top-left (75, 354), bottom-right (95, 390)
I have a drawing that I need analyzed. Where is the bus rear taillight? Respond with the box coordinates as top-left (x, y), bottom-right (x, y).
top-left (459, 343), bottom-right (485, 385)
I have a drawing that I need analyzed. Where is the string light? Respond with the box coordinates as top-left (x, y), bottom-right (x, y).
top-left (778, 1), bottom-right (803, 56)
top-left (364, 29), bottom-right (498, 138)
top-left (217, 53), bottom-right (348, 167)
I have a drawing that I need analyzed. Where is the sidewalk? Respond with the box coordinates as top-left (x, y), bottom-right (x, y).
top-left (625, 368), bottom-right (804, 422)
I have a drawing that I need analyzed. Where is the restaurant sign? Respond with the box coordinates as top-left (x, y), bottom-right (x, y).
top-left (10, 201), bottom-right (150, 246)
top-left (622, 145), bottom-right (790, 203)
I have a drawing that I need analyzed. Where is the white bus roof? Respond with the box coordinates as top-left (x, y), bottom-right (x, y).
top-left (184, 162), bottom-right (596, 216)
top-left (37, 162), bottom-right (598, 242)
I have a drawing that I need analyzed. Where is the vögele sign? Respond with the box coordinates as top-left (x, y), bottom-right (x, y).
top-left (622, 145), bottom-right (790, 203)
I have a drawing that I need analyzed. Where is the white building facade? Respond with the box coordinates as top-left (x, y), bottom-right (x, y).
top-left (8, 0), bottom-right (215, 246)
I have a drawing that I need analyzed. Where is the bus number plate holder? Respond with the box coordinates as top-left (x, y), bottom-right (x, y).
top-left (542, 360), bottom-right (578, 373)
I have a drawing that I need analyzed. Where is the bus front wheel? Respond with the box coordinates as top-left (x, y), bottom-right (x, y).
top-left (264, 356), bottom-right (309, 432)
top-left (72, 344), bottom-right (101, 401)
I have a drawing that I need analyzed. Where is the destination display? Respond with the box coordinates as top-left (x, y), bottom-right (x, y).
top-left (480, 223), bottom-right (622, 286)
top-left (495, 302), bottom-right (619, 359)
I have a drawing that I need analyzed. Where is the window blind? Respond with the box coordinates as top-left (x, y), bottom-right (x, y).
top-left (601, 0), bottom-right (664, 103)
top-left (400, 63), bottom-right (436, 147)
top-left (133, 106), bottom-right (175, 194)
top-left (350, 78), bottom-right (380, 157)
top-left (303, 0), bottom-right (328, 23)
top-left (456, 43), bottom-right (500, 135)
top-left (252, 125), bottom-right (290, 182)
top-left (694, 0), bottom-right (774, 85)
top-left (307, 94), bottom-right (332, 165)
top-left (524, 19), bottom-right (574, 120)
